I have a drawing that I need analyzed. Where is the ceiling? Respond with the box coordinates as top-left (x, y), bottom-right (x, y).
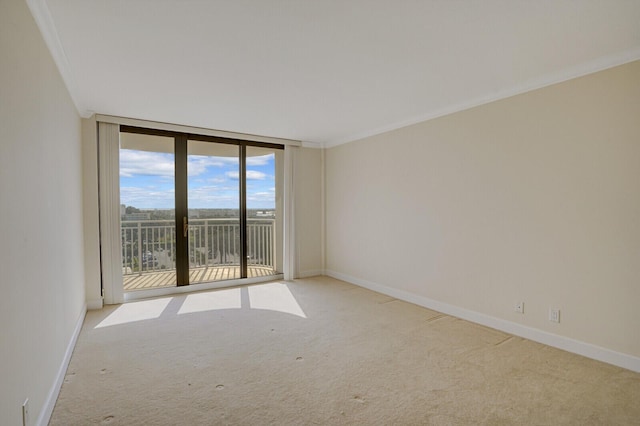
top-left (31, 0), bottom-right (640, 146)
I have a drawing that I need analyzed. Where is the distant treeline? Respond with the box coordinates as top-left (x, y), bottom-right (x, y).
top-left (123, 206), bottom-right (274, 220)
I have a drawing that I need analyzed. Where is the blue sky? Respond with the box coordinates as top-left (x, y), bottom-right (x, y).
top-left (120, 150), bottom-right (276, 210)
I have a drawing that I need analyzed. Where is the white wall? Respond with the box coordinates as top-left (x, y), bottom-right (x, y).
top-left (0, 0), bottom-right (86, 424)
top-left (295, 147), bottom-right (324, 277)
top-left (325, 61), bottom-right (640, 363)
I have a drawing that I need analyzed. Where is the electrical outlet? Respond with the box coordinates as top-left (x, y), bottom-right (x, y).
top-left (22, 398), bottom-right (29, 426)
top-left (549, 308), bottom-right (560, 323)
top-left (514, 301), bottom-right (524, 314)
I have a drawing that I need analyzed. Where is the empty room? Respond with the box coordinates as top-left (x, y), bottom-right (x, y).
top-left (1, 0), bottom-right (640, 424)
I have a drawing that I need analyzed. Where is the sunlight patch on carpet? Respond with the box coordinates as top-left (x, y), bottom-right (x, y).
top-left (249, 283), bottom-right (307, 318)
top-left (95, 298), bottom-right (172, 328)
top-left (178, 288), bottom-right (242, 314)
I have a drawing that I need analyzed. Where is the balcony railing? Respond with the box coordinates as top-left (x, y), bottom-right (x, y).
top-left (121, 218), bottom-right (276, 276)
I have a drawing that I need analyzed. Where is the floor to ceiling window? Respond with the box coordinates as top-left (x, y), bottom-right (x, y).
top-left (119, 126), bottom-right (284, 292)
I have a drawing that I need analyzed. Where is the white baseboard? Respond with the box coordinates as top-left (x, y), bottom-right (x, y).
top-left (86, 298), bottom-right (103, 310)
top-left (297, 269), bottom-right (325, 279)
top-left (324, 270), bottom-right (640, 373)
top-left (37, 304), bottom-right (87, 426)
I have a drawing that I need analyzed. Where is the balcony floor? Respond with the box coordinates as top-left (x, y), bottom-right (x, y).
top-left (124, 266), bottom-right (278, 291)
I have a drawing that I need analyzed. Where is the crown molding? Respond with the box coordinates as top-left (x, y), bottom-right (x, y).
top-left (301, 141), bottom-right (324, 149)
top-left (26, 0), bottom-right (91, 117)
top-left (324, 48), bottom-right (640, 148)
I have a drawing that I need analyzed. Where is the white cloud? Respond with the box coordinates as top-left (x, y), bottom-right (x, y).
top-left (209, 177), bottom-right (227, 184)
top-left (120, 150), bottom-right (174, 178)
top-left (248, 191), bottom-right (273, 199)
top-left (248, 171), bottom-right (267, 180)
top-left (121, 150), bottom-right (272, 179)
top-left (120, 186), bottom-right (175, 208)
top-left (187, 155), bottom-right (240, 176)
top-left (225, 171), bottom-right (240, 179)
top-left (247, 190), bottom-right (275, 208)
top-left (226, 170), bottom-right (267, 180)
top-left (187, 185), bottom-right (239, 208)
top-left (246, 154), bottom-right (274, 166)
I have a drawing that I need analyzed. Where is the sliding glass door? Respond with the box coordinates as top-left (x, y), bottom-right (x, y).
top-left (120, 132), bottom-right (178, 290)
top-left (186, 140), bottom-right (241, 284)
top-left (119, 127), bottom-right (283, 292)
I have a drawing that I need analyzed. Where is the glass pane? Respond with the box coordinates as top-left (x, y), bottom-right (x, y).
top-left (119, 132), bottom-right (177, 291)
top-left (246, 146), bottom-right (283, 277)
top-left (187, 141), bottom-right (240, 283)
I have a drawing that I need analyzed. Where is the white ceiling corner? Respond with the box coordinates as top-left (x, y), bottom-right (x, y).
top-left (26, 0), bottom-right (90, 117)
top-left (33, 1), bottom-right (640, 147)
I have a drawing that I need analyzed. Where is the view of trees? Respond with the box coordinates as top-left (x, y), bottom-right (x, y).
top-left (121, 205), bottom-right (274, 221)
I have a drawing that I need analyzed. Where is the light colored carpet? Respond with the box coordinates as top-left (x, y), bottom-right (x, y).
top-left (51, 276), bottom-right (640, 425)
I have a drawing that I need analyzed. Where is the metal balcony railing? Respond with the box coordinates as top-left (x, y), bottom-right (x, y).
top-left (121, 218), bottom-right (276, 276)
